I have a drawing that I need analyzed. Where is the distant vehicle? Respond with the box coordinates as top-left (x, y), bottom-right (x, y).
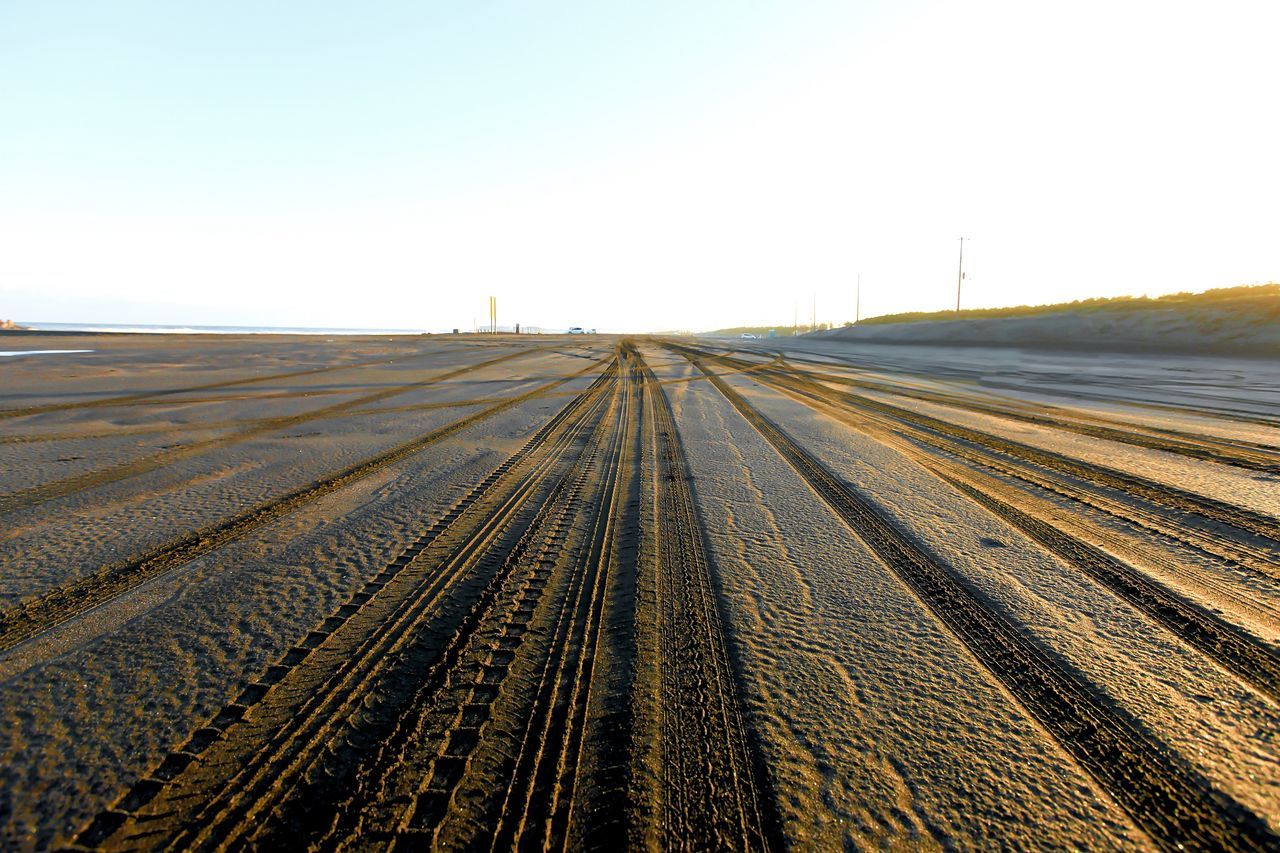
top-left (740, 333), bottom-right (757, 340)
top-left (567, 327), bottom-right (585, 334)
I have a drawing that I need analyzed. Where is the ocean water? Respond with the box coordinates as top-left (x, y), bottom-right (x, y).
top-left (0, 349), bottom-right (95, 357)
top-left (20, 322), bottom-right (433, 336)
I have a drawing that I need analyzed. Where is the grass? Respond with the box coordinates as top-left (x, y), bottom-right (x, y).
top-left (854, 283), bottom-right (1280, 326)
top-left (704, 284), bottom-right (1280, 334)
top-left (700, 323), bottom-right (831, 337)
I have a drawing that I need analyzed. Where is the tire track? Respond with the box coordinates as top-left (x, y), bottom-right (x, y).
top-left (693, 349), bottom-right (1280, 551)
top-left (731, 371), bottom-right (1280, 701)
top-left (0, 398), bottom-right (496, 446)
top-left (807, 373), bottom-right (1280, 542)
top-left (732, 357), bottom-right (1280, 583)
top-left (0, 394), bottom-right (542, 447)
top-left (75, 356), bottom-right (621, 851)
top-left (639, 349), bottom-right (778, 851)
top-left (676, 345), bottom-right (1279, 852)
top-left (0, 346), bottom-right (552, 516)
top-left (80, 343), bottom-right (777, 851)
top-left (337, 445), bottom-right (603, 849)
top-left (775, 347), bottom-right (1280, 430)
top-left (787, 361), bottom-right (1280, 473)
top-left (936, 468), bottom-right (1280, 702)
top-left (0, 357), bottom-right (605, 658)
top-left (0, 393), bottom-right (353, 443)
top-left (0, 348), bottom-right (468, 421)
top-left (253, 345), bottom-right (634, 851)
top-left (484, 351), bottom-right (636, 850)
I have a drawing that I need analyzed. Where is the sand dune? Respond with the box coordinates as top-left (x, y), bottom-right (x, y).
top-left (815, 300), bottom-right (1280, 355)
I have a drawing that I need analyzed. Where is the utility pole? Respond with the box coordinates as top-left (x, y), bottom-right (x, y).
top-left (856, 273), bottom-right (861, 324)
top-left (956, 237), bottom-right (966, 312)
top-left (793, 304), bottom-right (798, 337)
top-left (811, 294), bottom-right (816, 333)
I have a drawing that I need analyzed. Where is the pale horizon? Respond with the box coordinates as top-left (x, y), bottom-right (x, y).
top-left (3, 1), bottom-right (1278, 332)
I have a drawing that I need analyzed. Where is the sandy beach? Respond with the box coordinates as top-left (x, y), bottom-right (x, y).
top-left (0, 330), bottom-right (1276, 849)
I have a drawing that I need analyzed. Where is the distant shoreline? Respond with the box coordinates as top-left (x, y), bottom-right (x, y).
top-left (11, 321), bottom-right (432, 336)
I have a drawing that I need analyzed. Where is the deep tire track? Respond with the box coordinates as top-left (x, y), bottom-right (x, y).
top-left (676, 345), bottom-right (1279, 852)
top-left (0, 358), bottom-right (604, 657)
top-left (277, 418), bottom-right (603, 851)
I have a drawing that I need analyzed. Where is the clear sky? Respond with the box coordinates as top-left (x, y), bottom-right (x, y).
top-left (2, 1), bottom-right (1277, 331)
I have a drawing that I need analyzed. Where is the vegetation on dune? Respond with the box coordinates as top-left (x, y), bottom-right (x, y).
top-left (702, 323), bottom-right (832, 337)
top-left (703, 284), bottom-right (1280, 334)
top-left (854, 283), bottom-right (1280, 326)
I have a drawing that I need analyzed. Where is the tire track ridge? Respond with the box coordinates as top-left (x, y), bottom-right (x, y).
top-left (264, 454), bottom-right (585, 850)
top-left (0, 357), bottom-right (605, 659)
top-left (336, 440), bottom-right (597, 848)
top-left (675, 345), bottom-right (1279, 853)
top-left (329, 346), bottom-right (630, 850)
top-left (531, 344), bottom-right (652, 848)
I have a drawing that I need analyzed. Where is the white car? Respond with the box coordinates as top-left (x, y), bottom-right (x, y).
top-left (567, 327), bottom-right (585, 334)
top-left (740, 333), bottom-right (757, 340)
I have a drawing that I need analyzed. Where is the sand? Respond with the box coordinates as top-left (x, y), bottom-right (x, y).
top-left (0, 330), bottom-right (1276, 850)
